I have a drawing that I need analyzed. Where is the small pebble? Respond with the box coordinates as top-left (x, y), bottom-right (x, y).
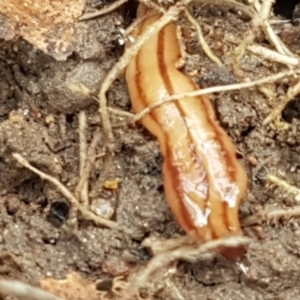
top-left (5, 194), bottom-right (20, 215)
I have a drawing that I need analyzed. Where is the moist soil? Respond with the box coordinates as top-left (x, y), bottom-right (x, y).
top-left (0, 1), bottom-right (300, 299)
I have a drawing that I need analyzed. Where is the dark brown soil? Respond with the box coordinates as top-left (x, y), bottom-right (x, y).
top-left (0, 1), bottom-right (300, 299)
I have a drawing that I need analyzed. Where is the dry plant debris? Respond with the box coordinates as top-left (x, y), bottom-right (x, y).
top-left (41, 273), bottom-right (144, 300)
top-left (0, 279), bottom-right (63, 300)
top-left (127, 236), bottom-right (251, 295)
top-left (40, 272), bottom-right (99, 300)
top-left (79, 0), bottom-right (127, 21)
top-left (184, 6), bottom-right (222, 66)
top-left (12, 153), bottom-right (120, 230)
top-left (267, 174), bottom-right (300, 202)
top-left (0, 0), bottom-right (86, 60)
top-left (133, 69), bottom-right (300, 123)
top-left (243, 174), bottom-right (300, 226)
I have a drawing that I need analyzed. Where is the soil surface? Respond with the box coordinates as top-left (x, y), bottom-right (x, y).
top-left (0, 1), bottom-right (300, 299)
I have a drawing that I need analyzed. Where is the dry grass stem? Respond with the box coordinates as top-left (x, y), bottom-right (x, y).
top-left (260, 0), bottom-right (273, 20)
top-left (13, 153), bottom-right (119, 230)
top-left (266, 207), bottom-right (300, 219)
top-left (243, 173), bottom-right (300, 225)
top-left (0, 280), bottom-right (63, 300)
top-left (204, 0), bottom-right (295, 67)
top-left (244, 206), bottom-right (300, 226)
top-left (252, 0), bottom-right (261, 12)
top-left (165, 279), bottom-right (186, 300)
top-left (131, 69), bottom-right (300, 123)
top-left (266, 174), bottom-right (300, 202)
top-left (263, 79), bottom-right (300, 125)
top-left (125, 8), bottom-right (161, 38)
top-left (139, 0), bottom-right (167, 14)
top-left (78, 110), bottom-right (89, 206)
top-left (79, 0), bottom-right (127, 21)
top-left (200, 0), bottom-right (255, 19)
top-left (67, 83), bottom-right (135, 120)
top-left (106, 108), bottom-right (134, 119)
top-left (75, 128), bottom-right (102, 200)
top-left (129, 236), bottom-right (251, 291)
top-left (247, 44), bottom-right (300, 66)
top-left (253, 0), bottom-right (294, 57)
top-left (142, 235), bottom-right (194, 255)
top-left (184, 7), bottom-right (222, 66)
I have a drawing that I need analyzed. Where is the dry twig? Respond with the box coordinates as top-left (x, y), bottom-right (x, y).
top-left (248, 44), bottom-right (299, 66)
top-left (78, 110), bottom-right (89, 206)
top-left (251, 0), bottom-right (294, 57)
top-left (165, 279), bottom-right (186, 300)
top-left (67, 83), bottom-right (134, 120)
top-left (0, 280), bottom-right (63, 300)
top-left (263, 79), bottom-right (300, 125)
top-left (184, 7), bottom-right (222, 66)
top-left (79, 0), bottom-right (127, 21)
top-left (75, 128), bottom-right (103, 200)
top-left (243, 206), bottom-right (300, 226)
top-left (203, 0), bottom-right (297, 70)
top-left (243, 173), bottom-right (300, 226)
top-left (130, 69), bottom-right (300, 123)
top-left (13, 153), bottom-right (118, 230)
top-left (267, 174), bottom-right (300, 202)
top-left (128, 236), bottom-right (251, 292)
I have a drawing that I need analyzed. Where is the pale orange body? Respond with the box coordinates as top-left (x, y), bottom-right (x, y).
top-left (125, 7), bottom-right (248, 260)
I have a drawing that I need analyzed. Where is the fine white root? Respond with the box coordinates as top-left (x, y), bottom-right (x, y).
top-left (12, 153), bottom-right (119, 230)
top-left (75, 128), bottom-right (103, 200)
top-left (79, 0), bottom-right (128, 21)
top-left (132, 69), bottom-right (300, 123)
top-left (243, 173), bottom-right (300, 226)
top-left (247, 44), bottom-right (300, 66)
top-left (0, 280), bottom-right (63, 300)
top-left (129, 236), bottom-right (251, 291)
top-left (263, 79), bottom-right (300, 125)
top-left (78, 110), bottom-right (89, 206)
top-left (184, 7), bottom-right (222, 66)
top-left (267, 174), bottom-right (300, 202)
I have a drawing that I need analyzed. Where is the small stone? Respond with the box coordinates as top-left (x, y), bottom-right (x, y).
top-left (5, 194), bottom-right (20, 215)
top-left (101, 256), bottom-right (129, 277)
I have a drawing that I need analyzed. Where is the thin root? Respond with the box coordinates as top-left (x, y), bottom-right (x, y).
top-left (202, 0), bottom-right (296, 71)
top-left (243, 173), bottom-right (300, 226)
top-left (129, 236), bottom-right (251, 291)
top-left (130, 69), bottom-right (300, 124)
top-left (184, 7), bottom-right (222, 66)
top-left (13, 153), bottom-right (119, 230)
top-left (0, 280), bottom-right (63, 300)
top-left (78, 110), bottom-right (89, 206)
top-left (142, 235), bottom-right (194, 255)
top-left (165, 278), bottom-right (186, 300)
top-left (243, 206), bottom-right (300, 226)
top-left (79, 0), bottom-right (127, 21)
top-left (266, 174), bottom-right (300, 202)
top-left (251, 0), bottom-right (294, 57)
top-left (75, 128), bottom-right (102, 201)
top-left (263, 79), bottom-right (300, 125)
top-left (247, 44), bottom-right (299, 67)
